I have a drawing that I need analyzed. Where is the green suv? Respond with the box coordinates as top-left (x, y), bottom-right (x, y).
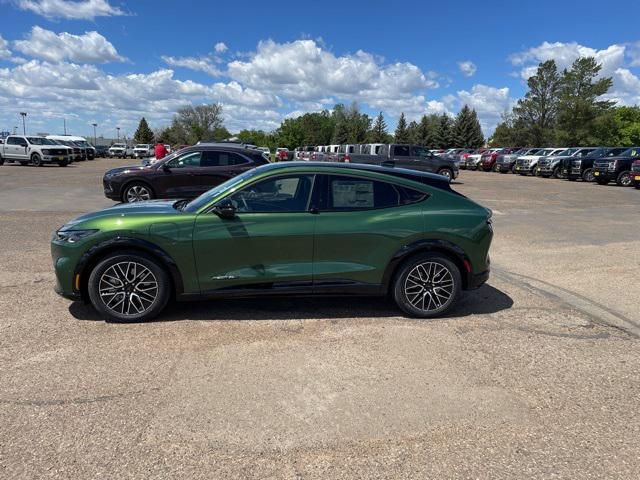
top-left (52, 162), bottom-right (493, 322)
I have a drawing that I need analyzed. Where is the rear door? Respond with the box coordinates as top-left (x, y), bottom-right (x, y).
top-left (192, 151), bottom-right (255, 194)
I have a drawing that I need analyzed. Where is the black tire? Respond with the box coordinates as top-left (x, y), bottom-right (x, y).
top-left (122, 182), bottom-right (155, 203)
top-left (87, 252), bottom-right (171, 323)
top-left (616, 171), bottom-right (633, 187)
top-left (31, 154), bottom-right (43, 167)
top-left (0, 156), bottom-right (4, 166)
top-left (510, 164), bottom-right (516, 174)
top-left (492, 163), bottom-right (499, 172)
top-left (437, 168), bottom-right (453, 182)
top-left (582, 169), bottom-right (594, 182)
top-left (393, 252), bottom-right (462, 318)
top-left (552, 167), bottom-right (561, 179)
top-left (596, 178), bottom-right (609, 185)
top-left (19, 161), bottom-right (28, 166)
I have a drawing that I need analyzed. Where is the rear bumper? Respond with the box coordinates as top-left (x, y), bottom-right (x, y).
top-left (466, 268), bottom-right (490, 290)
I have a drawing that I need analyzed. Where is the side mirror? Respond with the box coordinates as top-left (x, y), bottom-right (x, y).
top-left (212, 200), bottom-right (236, 219)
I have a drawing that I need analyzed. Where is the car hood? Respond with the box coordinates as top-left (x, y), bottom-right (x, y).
top-left (105, 165), bottom-right (155, 176)
top-left (60, 200), bottom-right (180, 230)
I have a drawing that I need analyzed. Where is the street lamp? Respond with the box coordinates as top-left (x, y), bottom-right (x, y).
top-left (13, 126), bottom-right (17, 135)
top-left (19, 112), bottom-right (27, 135)
top-left (116, 127), bottom-right (120, 141)
top-left (92, 123), bottom-right (97, 146)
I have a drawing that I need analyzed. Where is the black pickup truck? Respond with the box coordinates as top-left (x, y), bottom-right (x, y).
top-left (344, 144), bottom-right (459, 181)
top-left (592, 147), bottom-right (640, 186)
top-left (562, 147), bottom-right (627, 182)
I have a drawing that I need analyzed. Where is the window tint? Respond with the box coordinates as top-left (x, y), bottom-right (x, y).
top-left (200, 151), bottom-right (247, 167)
top-left (168, 151), bottom-right (202, 168)
top-left (227, 175), bottom-right (315, 213)
top-left (324, 175), bottom-right (427, 211)
top-left (7, 137), bottom-right (26, 146)
top-left (393, 145), bottom-right (411, 157)
top-left (412, 146), bottom-right (431, 157)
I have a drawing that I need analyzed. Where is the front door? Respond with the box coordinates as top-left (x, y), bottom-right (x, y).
top-left (192, 174), bottom-right (317, 293)
top-left (156, 151), bottom-right (205, 198)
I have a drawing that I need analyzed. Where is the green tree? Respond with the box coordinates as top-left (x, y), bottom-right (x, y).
top-left (417, 114), bottom-right (439, 148)
top-left (512, 60), bottom-right (561, 146)
top-left (407, 120), bottom-right (420, 144)
top-left (369, 112), bottom-right (389, 143)
top-left (344, 102), bottom-right (371, 143)
top-left (133, 117), bottom-right (154, 144)
top-left (555, 57), bottom-right (614, 146)
top-left (453, 105), bottom-right (484, 147)
top-left (434, 114), bottom-right (454, 148)
top-left (394, 113), bottom-right (409, 143)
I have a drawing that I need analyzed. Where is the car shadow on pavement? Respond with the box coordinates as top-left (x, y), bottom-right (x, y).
top-left (68, 284), bottom-right (513, 323)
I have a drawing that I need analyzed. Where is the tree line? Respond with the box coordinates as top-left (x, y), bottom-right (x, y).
top-left (490, 57), bottom-right (640, 147)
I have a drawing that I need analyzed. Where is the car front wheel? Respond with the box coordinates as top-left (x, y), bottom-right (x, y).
top-left (582, 169), bottom-right (594, 182)
top-left (393, 253), bottom-right (461, 318)
top-left (87, 252), bottom-right (171, 322)
top-left (617, 171), bottom-right (632, 187)
top-left (123, 182), bottom-right (154, 203)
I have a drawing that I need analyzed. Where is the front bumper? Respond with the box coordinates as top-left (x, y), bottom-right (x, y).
top-left (42, 155), bottom-right (70, 163)
top-left (593, 169), bottom-right (613, 181)
top-left (103, 179), bottom-right (121, 200)
top-left (537, 165), bottom-right (555, 175)
top-left (514, 165), bottom-right (533, 174)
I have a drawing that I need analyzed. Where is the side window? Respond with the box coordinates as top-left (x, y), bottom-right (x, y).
top-left (412, 146), bottom-right (431, 157)
top-left (324, 176), bottom-right (428, 211)
top-left (393, 145), bottom-right (411, 157)
top-left (227, 175), bottom-right (315, 213)
top-left (168, 151), bottom-right (202, 168)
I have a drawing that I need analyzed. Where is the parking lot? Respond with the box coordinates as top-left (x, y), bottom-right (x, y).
top-left (1, 159), bottom-right (639, 478)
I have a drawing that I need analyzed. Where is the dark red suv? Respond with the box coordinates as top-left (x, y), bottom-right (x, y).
top-left (103, 144), bottom-right (269, 203)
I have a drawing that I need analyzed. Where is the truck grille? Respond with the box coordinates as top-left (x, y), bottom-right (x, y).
top-left (594, 160), bottom-right (613, 171)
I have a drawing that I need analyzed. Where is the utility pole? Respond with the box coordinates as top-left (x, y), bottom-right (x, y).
top-left (116, 127), bottom-right (120, 141)
top-left (92, 123), bottom-right (97, 146)
top-left (13, 126), bottom-right (17, 135)
top-left (63, 117), bottom-right (67, 135)
top-left (20, 112), bottom-right (27, 135)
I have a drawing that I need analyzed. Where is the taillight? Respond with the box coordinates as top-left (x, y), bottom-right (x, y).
top-left (344, 154), bottom-right (351, 163)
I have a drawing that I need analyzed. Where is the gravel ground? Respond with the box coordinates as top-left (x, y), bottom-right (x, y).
top-left (0, 159), bottom-right (639, 479)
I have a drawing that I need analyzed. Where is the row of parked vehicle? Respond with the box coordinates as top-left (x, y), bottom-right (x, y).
top-left (443, 146), bottom-right (640, 188)
top-left (0, 134), bottom-right (98, 166)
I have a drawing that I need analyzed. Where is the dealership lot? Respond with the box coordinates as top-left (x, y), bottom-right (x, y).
top-left (1, 160), bottom-right (639, 478)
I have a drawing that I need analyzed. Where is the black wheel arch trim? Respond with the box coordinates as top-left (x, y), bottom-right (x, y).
top-left (381, 239), bottom-right (475, 292)
top-left (73, 237), bottom-right (184, 299)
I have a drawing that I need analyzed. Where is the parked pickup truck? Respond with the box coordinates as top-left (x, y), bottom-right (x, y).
top-left (593, 147), bottom-right (640, 186)
top-left (632, 160), bottom-right (640, 189)
top-left (0, 135), bottom-right (71, 167)
top-left (109, 143), bottom-right (134, 158)
top-left (133, 144), bottom-right (153, 158)
top-left (563, 147), bottom-right (627, 182)
top-left (514, 148), bottom-right (564, 175)
top-left (343, 144), bottom-right (459, 181)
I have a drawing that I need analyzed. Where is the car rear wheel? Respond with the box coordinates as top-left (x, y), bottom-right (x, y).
top-left (87, 252), bottom-right (171, 323)
top-left (437, 168), bottom-right (453, 182)
top-left (393, 253), bottom-right (461, 318)
top-left (123, 182), bottom-right (154, 203)
top-left (616, 171), bottom-right (632, 187)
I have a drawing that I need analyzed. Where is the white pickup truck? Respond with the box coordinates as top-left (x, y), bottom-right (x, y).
top-left (109, 143), bottom-right (134, 158)
top-left (133, 144), bottom-right (154, 158)
top-left (0, 135), bottom-right (72, 167)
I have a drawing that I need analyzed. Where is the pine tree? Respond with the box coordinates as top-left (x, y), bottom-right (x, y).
top-left (407, 120), bottom-right (420, 144)
top-left (434, 114), bottom-right (454, 149)
top-left (555, 57), bottom-right (614, 146)
top-left (394, 113), bottom-right (409, 143)
top-left (134, 117), bottom-right (154, 144)
top-left (512, 60), bottom-right (561, 147)
top-left (417, 114), bottom-right (439, 147)
top-left (468, 109), bottom-right (485, 147)
top-left (369, 112), bottom-right (388, 143)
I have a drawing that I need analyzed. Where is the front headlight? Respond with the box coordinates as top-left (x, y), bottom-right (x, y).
top-left (42, 149), bottom-right (51, 155)
top-left (54, 229), bottom-right (99, 244)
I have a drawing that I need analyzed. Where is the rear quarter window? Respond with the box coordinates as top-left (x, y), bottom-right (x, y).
top-left (324, 175), bottom-right (428, 211)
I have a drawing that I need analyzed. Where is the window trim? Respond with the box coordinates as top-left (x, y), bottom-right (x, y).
top-left (209, 173), bottom-right (318, 214)
top-left (317, 174), bottom-right (430, 213)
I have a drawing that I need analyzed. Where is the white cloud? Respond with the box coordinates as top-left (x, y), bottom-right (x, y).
top-left (458, 60), bottom-right (477, 77)
top-left (227, 39), bottom-right (438, 108)
top-left (456, 84), bottom-right (513, 135)
top-left (214, 42), bottom-right (228, 53)
top-left (0, 35), bottom-right (12, 60)
top-left (161, 55), bottom-right (222, 77)
top-left (14, 0), bottom-right (126, 20)
top-left (14, 26), bottom-right (124, 63)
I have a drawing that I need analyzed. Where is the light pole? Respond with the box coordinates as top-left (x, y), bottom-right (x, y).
top-left (92, 123), bottom-right (97, 146)
top-left (63, 117), bottom-right (67, 135)
top-left (13, 126), bottom-right (17, 135)
top-left (19, 112), bottom-right (27, 135)
top-left (116, 127), bottom-right (120, 141)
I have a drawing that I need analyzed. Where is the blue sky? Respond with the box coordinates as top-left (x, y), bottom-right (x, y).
top-left (1, 0), bottom-right (639, 139)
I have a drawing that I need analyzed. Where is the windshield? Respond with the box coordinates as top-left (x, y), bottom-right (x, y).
top-left (75, 140), bottom-right (90, 147)
top-left (27, 137), bottom-right (58, 145)
top-left (555, 148), bottom-right (574, 156)
top-left (135, 144), bottom-right (149, 149)
top-left (618, 147), bottom-right (640, 157)
top-left (184, 168), bottom-right (259, 213)
top-left (112, 144), bottom-right (126, 148)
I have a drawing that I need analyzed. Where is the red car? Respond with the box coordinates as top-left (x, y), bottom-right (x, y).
top-left (480, 148), bottom-right (520, 172)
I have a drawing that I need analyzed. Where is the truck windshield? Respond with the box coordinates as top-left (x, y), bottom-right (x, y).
top-left (619, 147), bottom-right (640, 157)
top-left (26, 137), bottom-right (58, 145)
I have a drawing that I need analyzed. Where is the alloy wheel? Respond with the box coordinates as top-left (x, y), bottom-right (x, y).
top-left (98, 262), bottom-right (158, 316)
top-left (403, 261), bottom-right (454, 313)
top-left (125, 185), bottom-right (151, 202)
top-left (619, 173), bottom-right (632, 187)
